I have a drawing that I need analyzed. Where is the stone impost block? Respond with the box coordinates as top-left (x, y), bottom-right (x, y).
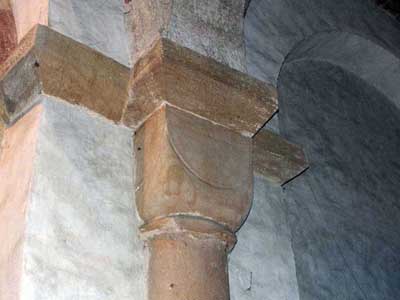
top-left (253, 129), bottom-right (308, 185)
top-left (0, 25), bottom-right (130, 123)
top-left (123, 38), bottom-right (278, 137)
top-left (135, 104), bottom-right (253, 232)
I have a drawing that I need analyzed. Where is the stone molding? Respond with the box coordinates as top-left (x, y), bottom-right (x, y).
top-left (0, 25), bottom-right (130, 123)
top-left (124, 37), bottom-right (278, 137)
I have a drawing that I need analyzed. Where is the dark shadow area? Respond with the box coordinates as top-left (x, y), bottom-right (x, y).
top-left (279, 60), bottom-right (400, 300)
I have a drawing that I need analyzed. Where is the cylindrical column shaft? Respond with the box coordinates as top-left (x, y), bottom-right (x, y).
top-left (148, 234), bottom-right (229, 300)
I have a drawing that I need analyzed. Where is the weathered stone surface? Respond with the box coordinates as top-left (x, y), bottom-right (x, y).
top-left (279, 62), bottom-right (400, 300)
top-left (49, 0), bottom-right (131, 67)
top-left (0, 105), bottom-right (42, 300)
top-left (253, 129), bottom-right (308, 185)
top-left (244, 2), bottom-right (400, 299)
top-left (0, 25), bottom-right (130, 122)
top-left (148, 234), bottom-right (229, 300)
top-left (134, 104), bottom-right (253, 232)
top-left (124, 38), bottom-right (277, 136)
top-left (0, 50), bottom-right (41, 122)
top-left (230, 178), bottom-right (300, 300)
top-left (12, 0), bottom-right (48, 42)
top-left (0, 96), bottom-right (146, 299)
top-left (245, 0), bottom-right (400, 86)
top-left (127, 0), bottom-right (247, 71)
top-left (0, 1), bottom-right (17, 64)
top-left (140, 216), bottom-right (236, 250)
top-left (0, 119), bottom-right (4, 147)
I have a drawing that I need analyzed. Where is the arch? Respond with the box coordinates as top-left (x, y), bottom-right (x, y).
top-left (244, 1), bottom-right (400, 299)
top-left (244, 0), bottom-right (400, 86)
top-left (279, 31), bottom-right (400, 110)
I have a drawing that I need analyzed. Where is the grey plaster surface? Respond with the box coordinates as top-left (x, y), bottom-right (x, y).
top-left (230, 177), bottom-right (299, 300)
top-left (20, 97), bottom-right (146, 299)
top-left (49, 0), bottom-right (132, 66)
top-left (279, 62), bottom-right (400, 299)
top-left (245, 0), bottom-right (400, 86)
top-left (48, 0), bottom-right (248, 70)
top-left (129, 0), bottom-right (247, 71)
top-left (245, 2), bottom-right (400, 298)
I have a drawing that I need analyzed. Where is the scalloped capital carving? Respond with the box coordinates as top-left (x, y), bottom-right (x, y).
top-left (135, 104), bottom-right (253, 233)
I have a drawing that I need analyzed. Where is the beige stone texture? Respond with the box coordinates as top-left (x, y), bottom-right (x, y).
top-left (0, 0), bottom-right (11, 9)
top-left (148, 234), bottom-right (230, 300)
top-left (134, 104), bottom-right (253, 232)
top-left (0, 105), bottom-right (42, 300)
top-left (0, 25), bottom-right (130, 122)
top-left (253, 129), bottom-right (308, 185)
top-left (124, 38), bottom-right (277, 137)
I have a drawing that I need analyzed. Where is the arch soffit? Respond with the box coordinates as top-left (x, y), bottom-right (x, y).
top-left (277, 31), bottom-right (400, 111)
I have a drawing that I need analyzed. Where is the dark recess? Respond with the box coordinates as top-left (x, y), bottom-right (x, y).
top-left (376, 0), bottom-right (400, 20)
top-left (244, 0), bottom-right (400, 21)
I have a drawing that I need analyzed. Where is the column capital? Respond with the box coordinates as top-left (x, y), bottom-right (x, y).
top-left (134, 104), bottom-right (253, 233)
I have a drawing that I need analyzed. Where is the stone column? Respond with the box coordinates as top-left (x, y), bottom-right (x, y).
top-left (134, 105), bottom-right (252, 300)
top-left (123, 3), bottom-right (308, 298)
top-left (0, 3), bottom-right (308, 299)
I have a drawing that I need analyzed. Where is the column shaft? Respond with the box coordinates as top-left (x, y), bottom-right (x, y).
top-left (148, 235), bottom-right (229, 300)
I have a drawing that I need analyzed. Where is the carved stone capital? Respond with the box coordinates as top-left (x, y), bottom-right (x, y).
top-left (134, 104), bottom-right (253, 300)
top-left (135, 104), bottom-right (253, 233)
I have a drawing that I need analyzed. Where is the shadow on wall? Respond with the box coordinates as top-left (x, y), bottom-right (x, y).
top-left (277, 32), bottom-right (400, 300)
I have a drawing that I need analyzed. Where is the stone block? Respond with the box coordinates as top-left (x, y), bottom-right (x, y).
top-left (124, 38), bottom-right (277, 137)
top-left (253, 129), bottom-right (308, 185)
top-left (134, 104), bottom-right (253, 231)
top-left (0, 25), bottom-right (130, 122)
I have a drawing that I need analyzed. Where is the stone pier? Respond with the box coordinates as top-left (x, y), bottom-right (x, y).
top-left (0, 1), bottom-right (307, 299)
